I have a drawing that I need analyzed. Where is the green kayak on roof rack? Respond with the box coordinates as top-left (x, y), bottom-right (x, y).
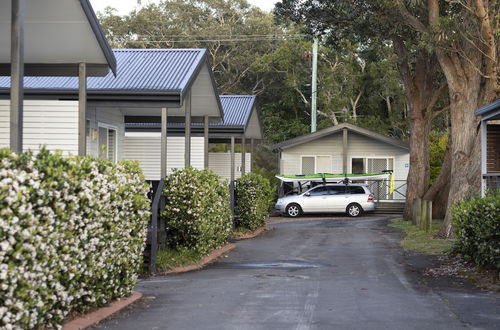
top-left (275, 172), bottom-right (391, 183)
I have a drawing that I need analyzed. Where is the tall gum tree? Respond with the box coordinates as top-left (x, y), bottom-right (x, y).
top-left (394, 0), bottom-right (499, 236)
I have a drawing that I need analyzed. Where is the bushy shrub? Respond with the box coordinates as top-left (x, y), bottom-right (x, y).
top-left (161, 167), bottom-right (232, 255)
top-left (0, 148), bottom-right (150, 329)
top-left (235, 173), bottom-right (274, 230)
top-left (452, 193), bottom-right (500, 268)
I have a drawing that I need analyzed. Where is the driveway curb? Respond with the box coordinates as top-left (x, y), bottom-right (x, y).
top-left (232, 226), bottom-right (271, 240)
top-left (163, 243), bottom-right (236, 275)
top-left (62, 291), bottom-right (142, 330)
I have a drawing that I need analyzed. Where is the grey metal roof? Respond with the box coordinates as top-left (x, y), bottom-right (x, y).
top-left (0, 0), bottom-right (116, 76)
top-left (0, 49), bottom-right (206, 93)
top-left (475, 99), bottom-right (500, 118)
top-left (219, 95), bottom-right (256, 126)
top-left (125, 95), bottom-right (257, 129)
top-left (272, 123), bottom-right (409, 151)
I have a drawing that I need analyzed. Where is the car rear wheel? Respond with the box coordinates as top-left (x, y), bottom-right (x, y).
top-left (286, 203), bottom-right (302, 217)
top-left (346, 203), bottom-right (363, 217)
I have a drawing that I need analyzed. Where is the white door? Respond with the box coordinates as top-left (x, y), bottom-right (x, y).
top-left (366, 158), bottom-right (394, 199)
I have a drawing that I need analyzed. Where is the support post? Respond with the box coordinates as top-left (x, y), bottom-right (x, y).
top-left (342, 127), bottom-right (348, 174)
top-left (311, 38), bottom-right (318, 133)
top-left (241, 136), bottom-right (246, 176)
top-left (161, 108), bottom-right (168, 179)
top-left (10, 0), bottom-right (25, 153)
top-left (412, 198), bottom-right (421, 226)
top-left (230, 136), bottom-right (235, 217)
top-left (185, 91), bottom-right (191, 167)
top-left (425, 200), bottom-right (432, 233)
top-left (480, 121), bottom-right (487, 197)
top-left (78, 63), bottom-right (87, 156)
top-left (250, 138), bottom-right (255, 172)
top-left (204, 115), bottom-right (209, 169)
top-left (420, 199), bottom-right (427, 231)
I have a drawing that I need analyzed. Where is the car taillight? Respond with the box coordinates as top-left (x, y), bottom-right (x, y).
top-left (368, 193), bottom-right (374, 202)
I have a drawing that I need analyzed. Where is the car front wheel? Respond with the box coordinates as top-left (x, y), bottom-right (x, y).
top-left (285, 203), bottom-right (302, 217)
top-left (346, 203), bottom-right (363, 217)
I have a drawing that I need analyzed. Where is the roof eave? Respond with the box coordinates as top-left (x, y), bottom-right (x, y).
top-left (79, 0), bottom-right (117, 76)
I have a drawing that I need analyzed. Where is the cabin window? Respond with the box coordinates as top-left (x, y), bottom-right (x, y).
top-left (301, 155), bottom-right (331, 174)
top-left (98, 125), bottom-right (117, 163)
top-left (316, 156), bottom-right (332, 173)
top-left (301, 156), bottom-right (315, 175)
top-left (352, 158), bottom-right (364, 173)
top-left (487, 124), bottom-right (500, 172)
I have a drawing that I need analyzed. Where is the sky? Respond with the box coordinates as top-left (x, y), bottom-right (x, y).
top-left (89, 0), bottom-right (277, 15)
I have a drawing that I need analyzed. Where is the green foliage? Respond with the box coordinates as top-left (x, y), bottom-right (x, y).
top-left (451, 194), bottom-right (500, 269)
top-left (0, 148), bottom-right (150, 328)
top-left (389, 219), bottom-right (454, 255)
top-left (429, 131), bottom-right (448, 184)
top-left (234, 173), bottom-right (274, 230)
top-left (156, 248), bottom-right (203, 271)
top-left (161, 167), bottom-right (232, 255)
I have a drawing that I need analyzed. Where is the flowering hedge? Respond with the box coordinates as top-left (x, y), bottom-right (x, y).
top-left (452, 193), bottom-right (500, 269)
top-left (0, 148), bottom-right (150, 329)
top-left (235, 173), bottom-right (274, 230)
top-left (161, 167), bottom-right (232, 255)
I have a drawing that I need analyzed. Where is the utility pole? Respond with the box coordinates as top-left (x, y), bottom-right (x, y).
top-left (311, 38), bottom-right (318, 133)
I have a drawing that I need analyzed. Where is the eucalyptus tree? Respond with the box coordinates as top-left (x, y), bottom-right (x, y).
top-left (275, 0), bottom-right (450, 227)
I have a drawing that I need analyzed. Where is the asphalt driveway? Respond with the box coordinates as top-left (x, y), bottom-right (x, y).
top-left (96, 216), bottom-right (499, 330)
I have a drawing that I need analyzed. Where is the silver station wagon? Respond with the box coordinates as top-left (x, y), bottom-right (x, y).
top-left (275, 184), bottom-right (375, 217)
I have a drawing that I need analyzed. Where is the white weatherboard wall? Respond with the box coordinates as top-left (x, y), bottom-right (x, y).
top-left (0, 100), bottom-right (79, 155)
top-left (86, 107), bottom-right (125, 160)
top-left (280, 131), bottom-right (409, 199)
top-left (123, 133), bottom-right (204, 180)
top-left (209, 152), bottom-right (251, 181)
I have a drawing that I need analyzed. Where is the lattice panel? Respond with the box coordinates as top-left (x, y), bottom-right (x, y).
top-left (301, 157), bottom-right (315, 175)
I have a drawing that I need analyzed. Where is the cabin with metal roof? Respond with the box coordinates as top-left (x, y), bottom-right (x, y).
top-left (0, 0), bottom-right (117, 154)
top-left (272, 123), bottom-right (410, 201)
top-left (475, 99), bottom-right (500, 196)
top-left (0, 48), bottom-right (223, 180)
top-left (123, 95), bottom-right (262, 180)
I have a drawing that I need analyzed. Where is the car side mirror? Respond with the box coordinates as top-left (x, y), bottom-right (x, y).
top-left (304, 192), bottom-right (311, 197)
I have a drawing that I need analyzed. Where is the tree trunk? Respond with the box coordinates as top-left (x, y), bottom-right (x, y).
top-left (423, 136), bottom-right (451, 219)
top-left (438, 85), bottom-right (481, 237)
top-left (404, 111), bottom-right (431, 222)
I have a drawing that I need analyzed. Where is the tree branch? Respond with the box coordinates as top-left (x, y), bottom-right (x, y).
top-left (394, 0), bottom-right (429, 33)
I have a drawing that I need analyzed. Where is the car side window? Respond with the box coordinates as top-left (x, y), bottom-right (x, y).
top-left (309, 186), bottom-right (329, 196)
top-left (348, 186), bottom-right (366, 194)
top-left (329, 186), bottom-right (346, 195)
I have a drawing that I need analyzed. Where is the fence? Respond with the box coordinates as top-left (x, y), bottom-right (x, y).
top-left (484, 174), bottom-right (500, 193)
top-left (364, 179), bottom-right (407, 201)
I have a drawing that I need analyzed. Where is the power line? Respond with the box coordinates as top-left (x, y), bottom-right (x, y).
top-left (119, 35), bottom-right (306, 44)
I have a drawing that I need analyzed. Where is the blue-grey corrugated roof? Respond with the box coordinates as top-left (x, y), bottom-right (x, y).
top-left (218, 95), bottom-right (256, 126)
top-left (475, 99), bottom-right (500, 116)
top-left (125, 95), bottom-right (256, 129)
top-left (0, 49), bottom-right (206, 94)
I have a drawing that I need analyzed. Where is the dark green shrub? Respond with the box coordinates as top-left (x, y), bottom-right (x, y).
top-left (0, 148), bottom-right (150, 328)
top-left (451, 193), bottom-right (500, 268)
top-left (161, 167), bottom-right (232, 254)
top-left (235, 173), bottom-right (274, 230)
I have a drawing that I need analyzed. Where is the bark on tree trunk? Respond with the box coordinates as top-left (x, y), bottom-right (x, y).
top-left (438, 87), bottom-right (481, 237)
top-left (423, 136), bottom-right (451, 219)
top-left (404, 112), bottom-right (431, 222)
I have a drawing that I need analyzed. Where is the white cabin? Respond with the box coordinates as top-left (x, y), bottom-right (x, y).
top-left (273, 123), bottom-right (410, 201)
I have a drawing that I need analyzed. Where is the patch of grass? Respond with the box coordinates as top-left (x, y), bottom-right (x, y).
top-left (156, 248), bottom-right (203, 271)
top-left (232, 226), bottom-right (254, 237)
top-left (388, 218), bottom-right (455, 255)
